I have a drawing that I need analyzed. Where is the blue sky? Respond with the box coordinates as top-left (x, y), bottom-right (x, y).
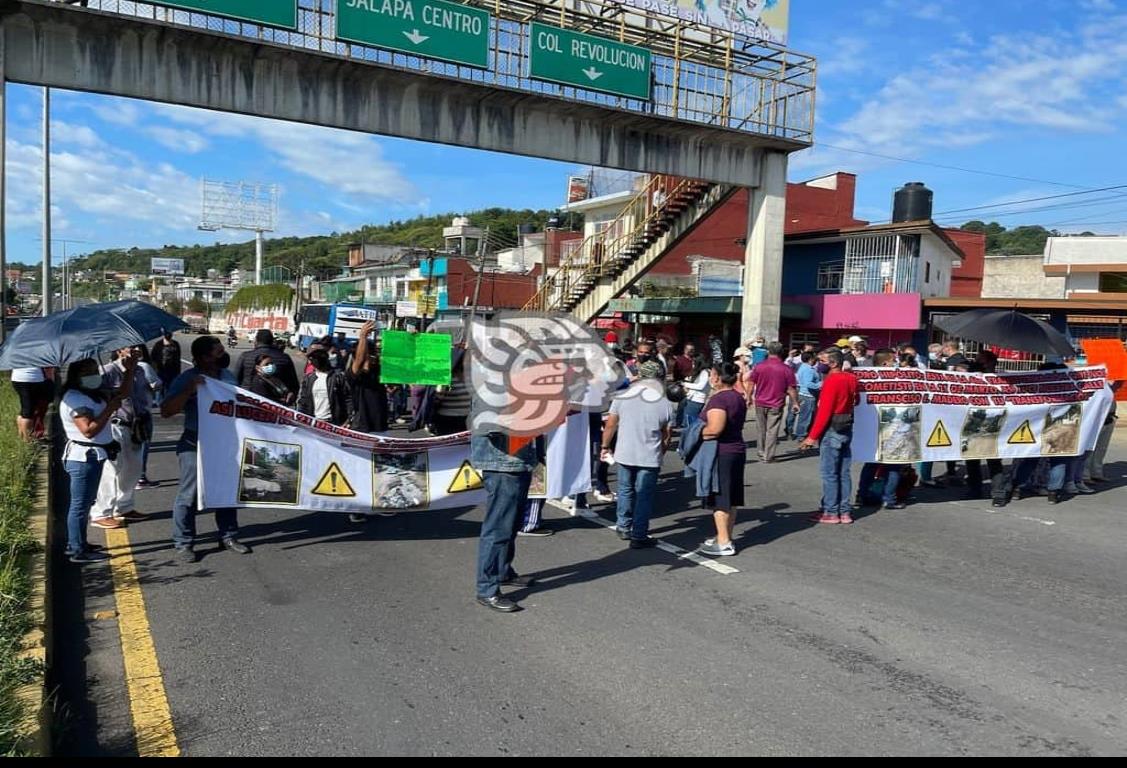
top-left (5, 0), bottom-right (1127, 265)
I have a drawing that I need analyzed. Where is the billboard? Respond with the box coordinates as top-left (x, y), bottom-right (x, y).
top-left (605, 0), bottom-right (789, 45)
top-left (567, 176), bottom-right (591, 203)
top-left (151, 258), bottom-right (185, 275)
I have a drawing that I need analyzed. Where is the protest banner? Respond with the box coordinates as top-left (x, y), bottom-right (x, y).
top-left (380, 330), bottom-right (453, 386)
top-left (197, 380), bottom-right (589, 513)
top-left (850, 366), bottom-right (1113, 464)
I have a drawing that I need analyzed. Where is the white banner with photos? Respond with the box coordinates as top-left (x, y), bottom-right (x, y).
top-left (850, 366), bottom-right (1113, 465)
top-left (197, 380), bottom-right (590, 513)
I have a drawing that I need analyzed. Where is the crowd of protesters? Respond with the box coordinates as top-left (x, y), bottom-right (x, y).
top-left (18, 322), bottom-right (1120, 618)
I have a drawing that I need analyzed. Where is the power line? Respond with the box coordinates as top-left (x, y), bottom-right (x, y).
top-left (813, 142), bottom-right (1097, 189)
top-left (931, 184), bottom-right (1127, 217)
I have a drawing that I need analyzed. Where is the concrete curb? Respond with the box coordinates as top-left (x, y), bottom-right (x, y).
top-left (14, 443), bottom-right (53, 755)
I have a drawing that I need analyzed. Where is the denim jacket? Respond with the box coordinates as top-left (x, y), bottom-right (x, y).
top-left (470, 432), bottom-right (542, 473)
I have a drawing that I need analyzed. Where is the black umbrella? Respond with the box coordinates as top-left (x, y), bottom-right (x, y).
top-left (0, 300), bottom-right (188, 369)
top-left (934, 309), bottom-right (1075, 357)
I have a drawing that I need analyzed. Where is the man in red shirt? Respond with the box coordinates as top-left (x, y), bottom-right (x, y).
top-left (748, 342), bottom-right (799, 463)
top-left (800, 348), bottom-right (859, 524)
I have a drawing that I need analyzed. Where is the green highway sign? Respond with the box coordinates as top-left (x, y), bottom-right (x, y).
top-left (336, 0), bottom-right (490, 69)
top-left (529, 22), bottom-right (651, 100)
top-left (153, 1), bottom-right (297, 29)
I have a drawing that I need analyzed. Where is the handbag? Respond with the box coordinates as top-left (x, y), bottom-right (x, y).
top-left (131, 413), bottom-right (154, 446)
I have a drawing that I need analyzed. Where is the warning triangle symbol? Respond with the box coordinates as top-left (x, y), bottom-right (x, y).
top-left (927, 420), bottom-right (953, 448)
top-left (312, 462), bottom-right (357, 497)
top-left (447, 460), bottom-right (484, 494)
top-left (1007, 420), bottom-right (1037, 445)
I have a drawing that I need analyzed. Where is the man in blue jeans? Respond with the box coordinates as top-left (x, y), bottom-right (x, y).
top-left (162, 336), bottom-right (250, 563)
top-left (600, 361), bottom-right (674, 548)
top-left (800, 348), bottom-right (859, 524)
top-left (793, 350), bottom-right (822, 441)
top-left (470, 412), bottom-right (544, 613)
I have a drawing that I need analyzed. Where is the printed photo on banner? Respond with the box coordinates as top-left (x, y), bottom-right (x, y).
top-left (529, 459), bottom-right (548, 498)
top-left (372, 452), bottom-right (429, 510)
top-left (238, 439), bottom-right (302, 505)
top-left (1042, 404), bottom-right (1082, 456)
top-left (877, 406), bottom-right (921, 463)
top-left (961, 409), bottom-right (1007, 459)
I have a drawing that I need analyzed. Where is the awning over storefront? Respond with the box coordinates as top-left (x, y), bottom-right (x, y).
top-left (606, 297), bottom-right (812, 321)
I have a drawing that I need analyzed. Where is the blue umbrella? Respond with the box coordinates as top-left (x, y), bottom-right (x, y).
top-left (0, 300), bottom-right (189, 369)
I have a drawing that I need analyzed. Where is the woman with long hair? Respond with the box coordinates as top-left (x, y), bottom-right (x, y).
top-left (680, 354), bottom-right (712, 427)
top-left (60, 357), bottom-right (130, 563)
top-left (698, 362), bottom-right (748, 558)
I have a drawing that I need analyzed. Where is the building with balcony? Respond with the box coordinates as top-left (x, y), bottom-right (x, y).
top-left (596, 172), bottom-right (985, 352)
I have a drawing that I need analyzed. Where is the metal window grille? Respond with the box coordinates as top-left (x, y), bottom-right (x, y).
top-left (816, 261), bottom-right (843, 292)
top-left (842, 234), bottom-right (919, 295)
top-left (789, 332), bottom-right (820, 349)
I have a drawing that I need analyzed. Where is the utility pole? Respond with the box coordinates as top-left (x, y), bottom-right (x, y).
top-left (41, 87), bottom-right (51, 316)
top-left (468, 228), bottom-right (488, 333)
top-left (420, 250), bottom-right (436, 333)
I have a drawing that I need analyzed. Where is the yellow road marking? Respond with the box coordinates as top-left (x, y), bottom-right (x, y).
top-left (104, 526), bottom-right (181, 757)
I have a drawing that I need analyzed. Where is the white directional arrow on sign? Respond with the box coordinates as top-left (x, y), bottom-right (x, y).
top-left (403, 29), bottom-right (430, 45)
top-left (582, 67), bottom-right (604, 81)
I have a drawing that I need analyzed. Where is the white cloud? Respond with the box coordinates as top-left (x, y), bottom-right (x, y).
top-left (138, 102), bottom-right (422, 205)
top-left (144, 125), bottom-right (210, 154)
top-left (818, 37), bottom-right (870, 79)
top-left (826, 16), bottom-right (1127, 159)
top-left (5, 126), bottom-right (199, 240)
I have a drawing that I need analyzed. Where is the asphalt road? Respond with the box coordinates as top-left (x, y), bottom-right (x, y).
top-left (49, 346), bottom-right (1127, 756)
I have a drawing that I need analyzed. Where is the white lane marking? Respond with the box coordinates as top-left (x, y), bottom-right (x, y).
top-left (545, 502), bottom-right (740, 575)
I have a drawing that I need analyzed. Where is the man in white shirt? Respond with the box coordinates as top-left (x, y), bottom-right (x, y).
top-left (601, 361), bottom-right (674, 548)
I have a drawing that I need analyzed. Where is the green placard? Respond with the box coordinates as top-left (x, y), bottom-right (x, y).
top-left (336, 0), bottom-right (490, 69)
top-left (528, 22), bottom-right (651, 100)
top-left (380, 331), bottom-right (453, 386)
top-left (152, 1), bottom-right (298, 29)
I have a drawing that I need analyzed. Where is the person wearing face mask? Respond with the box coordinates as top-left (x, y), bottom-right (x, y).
top-left (297, 349), bottom-right (352, 426)
top-left (162, 336), bottom-right (250, 562)
top-left (89, 346), bottom-right (152, 529)
top-left (60, 358), bottom-right (130, 563)
top-left (250, 353), bottom-right (295, 405)
top-left (237, 329), bottom-right (299, 395)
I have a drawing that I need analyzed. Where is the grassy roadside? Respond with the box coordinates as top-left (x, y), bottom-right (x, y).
top-left (0, 375), bottom-right (42, 755)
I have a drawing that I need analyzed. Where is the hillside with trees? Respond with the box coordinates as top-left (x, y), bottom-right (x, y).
top-left (958, 221), bottom-right (1096, 255)
top-left (68, 208), bottom-right (563, 279)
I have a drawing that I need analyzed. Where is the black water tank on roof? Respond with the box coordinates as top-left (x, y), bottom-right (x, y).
top-left (892, 182), bottom-right (933, 223)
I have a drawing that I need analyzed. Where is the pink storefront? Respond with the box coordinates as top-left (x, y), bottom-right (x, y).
top-left (781, 293), bottom-right (925, 350)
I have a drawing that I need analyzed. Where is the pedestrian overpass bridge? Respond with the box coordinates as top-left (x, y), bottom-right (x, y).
top-left (0, 0), bottom-right (817, 338)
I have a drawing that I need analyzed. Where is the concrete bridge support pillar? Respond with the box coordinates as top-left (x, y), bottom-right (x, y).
top-left (740, 150), bottom-right (788, 346)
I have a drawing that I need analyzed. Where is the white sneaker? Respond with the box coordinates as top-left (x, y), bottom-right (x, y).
top-left (593, 491), bottom-right (616, 504)
top-left (698, 541), bottom-right (736, 557)
top-left (554, 497), bottom-right (576, 511)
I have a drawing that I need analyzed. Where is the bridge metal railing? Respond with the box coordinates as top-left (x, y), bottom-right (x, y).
top-left (67, 0), bottom-right (816, 144)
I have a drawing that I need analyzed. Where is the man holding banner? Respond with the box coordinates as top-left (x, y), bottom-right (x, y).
top-left (162, 336), bottom-right (251, 562)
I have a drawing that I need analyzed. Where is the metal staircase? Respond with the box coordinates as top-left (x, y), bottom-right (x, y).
top-left (524, 175), bottom-right (737, 323)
